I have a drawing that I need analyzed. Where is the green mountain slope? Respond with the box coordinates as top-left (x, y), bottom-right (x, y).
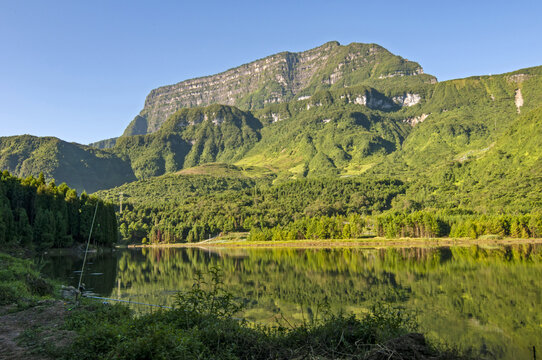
top-left (424, 105), bottom-right (542, 213)
top-left (238, 86), bottom-right (411, 177)
top-left (0, 135), bottom-right (136, 193)
top-left (368, 67), bottom-right (542, 212)
top-left (111, 105), bottom-right (262, 179)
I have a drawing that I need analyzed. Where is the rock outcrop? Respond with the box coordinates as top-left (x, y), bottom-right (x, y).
top-left (515, 88), bottom-right (524, 113)
top-left (126, 41), bottom-right (434, 136)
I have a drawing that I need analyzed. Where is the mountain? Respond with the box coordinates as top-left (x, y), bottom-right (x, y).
top-left (121, 41), bottom-right (436, 137)
top-left (88, 137), bottom-right (118, 149)
top-left (112, 104), bottom-right (262, 179)
top-left (0, 135), bottom-right (135, 193)
top-left (1, 42), bottom-right (541, 212)
top-left (365, 66), bottom-right (542, 212)
top-left (95, 64), bottom-right (542, 212)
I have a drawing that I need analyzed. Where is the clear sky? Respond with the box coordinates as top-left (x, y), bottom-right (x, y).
top-left (1, 0), bottom-right (541, 144)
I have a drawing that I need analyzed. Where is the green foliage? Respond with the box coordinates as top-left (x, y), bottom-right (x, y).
top-left (249, 213), bottom-right (369, 241)
top-left (96, 175), bottom-right (404, 243)
top-left (112, 105), bottom-right (262, 179)
top-left (0, 171), bottom-right (117, 250)
top-left (0, 253), bottom-right (53, 305)
top-left (249, 210), bottom-right (542, 240)
top-left (175, 267), bottom-right (243, 319)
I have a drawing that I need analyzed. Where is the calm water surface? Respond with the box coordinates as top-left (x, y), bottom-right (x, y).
top-left (43, 244), bottom-right (542, 360)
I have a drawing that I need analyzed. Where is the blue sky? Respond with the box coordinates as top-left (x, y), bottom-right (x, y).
top-left (1, 0), bottom-right (541, 144)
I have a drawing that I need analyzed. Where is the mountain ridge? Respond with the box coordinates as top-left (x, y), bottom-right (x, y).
top-left (122, 41), bottom-right (435, 137)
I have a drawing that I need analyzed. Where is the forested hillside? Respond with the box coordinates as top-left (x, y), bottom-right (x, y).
top-left (95, 175), bottom-right (405, 242)
top-left (0, 135), bottom-right (135, 193)
top-left (96, 167), bottom-right (542, 243)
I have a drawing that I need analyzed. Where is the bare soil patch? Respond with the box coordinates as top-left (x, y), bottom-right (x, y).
top-left (0, 300), bottom-right (74, 360)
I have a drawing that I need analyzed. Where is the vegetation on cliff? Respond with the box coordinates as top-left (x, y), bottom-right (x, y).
top-left (128, 41), bottom-right (435, 136)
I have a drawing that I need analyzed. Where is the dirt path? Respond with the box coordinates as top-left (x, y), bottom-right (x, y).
top-left (0, 300), bottom-right (73, 360)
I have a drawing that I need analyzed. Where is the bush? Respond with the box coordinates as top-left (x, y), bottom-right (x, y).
top-left (0, 253), bottom-right (53, 305)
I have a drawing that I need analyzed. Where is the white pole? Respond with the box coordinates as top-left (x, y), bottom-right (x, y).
top-left (77, 201), bottom-right (99, 294)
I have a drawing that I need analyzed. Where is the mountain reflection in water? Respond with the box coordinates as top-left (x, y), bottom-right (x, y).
top-left (43, 244), bottom-right (542, 360)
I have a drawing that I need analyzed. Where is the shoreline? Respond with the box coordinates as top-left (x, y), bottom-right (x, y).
top-left (125, 237), bottom-right (542, 249)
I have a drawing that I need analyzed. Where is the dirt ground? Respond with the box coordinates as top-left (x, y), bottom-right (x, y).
top-left (0, 300), bottom-right (73, 360)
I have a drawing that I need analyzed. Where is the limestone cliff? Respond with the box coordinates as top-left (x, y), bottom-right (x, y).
top-left (125, 41), bottom-right (435, 136)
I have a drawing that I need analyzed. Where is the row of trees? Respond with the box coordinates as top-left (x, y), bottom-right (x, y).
top-left (248, 211), bottom-right (542, 241)
top-left (249, 214), bottom-right (368, 241)
top-left (0, 171), bottom-right (117, 250)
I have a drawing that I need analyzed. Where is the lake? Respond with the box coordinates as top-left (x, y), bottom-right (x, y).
top-left (43, 244), bottom-right (542, 359)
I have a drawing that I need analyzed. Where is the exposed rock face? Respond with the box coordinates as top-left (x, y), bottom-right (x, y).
top-left (393, 93), bottom-right (421, 107)
top-left (343, 92), bottom-right (397, 111)
top-left (128, 41), bottom-right (432, 135)
top-left (403, 113), bottom-right (429, 126)
top-left (507, 73), bottom-right (531, 83)
top-left (138, 41), bottom-right (339, 133)
top-left (515, 88), bottom-right (524, 113)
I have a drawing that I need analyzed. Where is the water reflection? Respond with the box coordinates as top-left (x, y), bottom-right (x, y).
top-left (44, 244), bottom-right (542, 360)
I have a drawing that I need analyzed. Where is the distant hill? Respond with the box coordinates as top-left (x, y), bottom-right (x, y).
top-left (0, 135), bottom-right (135, 193)
top-left (88, 137), bottom-right (118, 149)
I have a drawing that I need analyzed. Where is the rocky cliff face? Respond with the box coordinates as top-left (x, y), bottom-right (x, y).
top-left (125, 41), bottom-right (433, 136)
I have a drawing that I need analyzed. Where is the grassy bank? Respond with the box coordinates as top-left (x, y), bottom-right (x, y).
top-left (128, 235), bottom-right (542, 249)
top-left (0, 252), bottom-right (54, 308)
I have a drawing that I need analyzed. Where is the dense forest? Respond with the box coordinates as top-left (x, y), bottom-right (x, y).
top-left (96, 175), bottom-right (405, 243)
top-left (250, 210), bottom-right (542, 241)
top-left (0, 171), bottom-right (117, 250)
top-left (95, 171), bottom-right (542, 243)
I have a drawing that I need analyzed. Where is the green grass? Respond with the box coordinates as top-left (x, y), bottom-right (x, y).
top-left (0, 253), bottom-right (53, 306)
top-left (176, 163), bottom-right (275, 179)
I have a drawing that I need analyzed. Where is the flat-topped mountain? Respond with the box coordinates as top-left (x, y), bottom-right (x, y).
top-left (2, 41), bottom-right (541, 204)
top-left (123, 41), bottom-right (436, 137)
